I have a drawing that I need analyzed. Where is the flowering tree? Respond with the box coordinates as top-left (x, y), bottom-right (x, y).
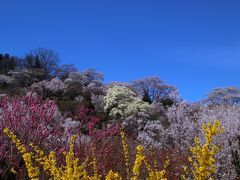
top-left (136, 102), bottom-right (201, 150)
top-left (55, 64), bottom-right (78, 80)
top-left (31, 77), bottom-right (65, 98)
top-left (104, 86), bottom-right (151, 120)
top-left (0, 94), bottom-right (63, 178)
top-left (137, 119), bottom-right (169, 148)
top-left (9, 69), bottom-right (46, 87)
top-left (130, 77), bottom-right (180, 105)
top-left (166, 102), bottom-right (202, 149)
top-left (0, 74), bottom-right (15, 88)
top-left (64, 69), bottom-right (104, 102)
top-left (204, 87), bottom-right (240, 106)
top-left (91, 94), bottom-right (105, 113)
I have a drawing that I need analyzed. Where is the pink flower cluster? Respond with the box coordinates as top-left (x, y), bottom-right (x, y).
top-left (0, 93), bottom-right (63, 175)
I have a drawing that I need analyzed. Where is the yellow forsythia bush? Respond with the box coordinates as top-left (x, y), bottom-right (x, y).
top-left (183, 120), bottom-right (224, 180)
top-left (3, 120), bottom-right (223, 180)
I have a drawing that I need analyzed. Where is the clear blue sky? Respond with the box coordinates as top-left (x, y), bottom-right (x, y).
top-left (1, 0), bottom-right (240, 101)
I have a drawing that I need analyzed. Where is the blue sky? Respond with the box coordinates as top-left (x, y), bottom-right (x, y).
top-left (1, 0), bottom-right (240, 101)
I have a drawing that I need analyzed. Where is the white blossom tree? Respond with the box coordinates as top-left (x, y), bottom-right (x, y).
top-left (204, 87), bottom-right (240, 106)
top-left (104, 86), bottom-right (151, 120)
top-left (64, 69), bottom-right (104, 100)
top-left (31, 77), bottom-right (65, 97)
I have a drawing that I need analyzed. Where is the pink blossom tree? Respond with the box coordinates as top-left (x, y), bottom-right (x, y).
top-left (0, 94), bottom-right (63, 177)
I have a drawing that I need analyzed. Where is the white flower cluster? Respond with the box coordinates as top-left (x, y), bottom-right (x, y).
top-left (91, 94), bottom-right (105, 112)
top-left (137, 120), bottom-right (169, 148)
top-left (31, 77), bottom-right (65, 95)
top-left (0, 74), bottom-right (15, 86)
top-left (31, 69), bottom-right (104, 98)
top-left (104, 86), bottom-right (151, 119)
top-left (200, 105), bottom-right (240, 178)
top-left (63, 70), bottom-right (104, 97)
top-left (137, 102), bottom-right (201, 150)
top-left (166, 102), bottom-right (201, 149)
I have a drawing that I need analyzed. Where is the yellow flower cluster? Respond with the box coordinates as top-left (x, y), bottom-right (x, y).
top-left (31, 135), bottom-right (95, 180)
top-left (4, 129), bottom-right (97, 180)
top-left (132, 145), bottom-right (145, 180)
top-left (105, 170), bottom-right (122, 180)
top-left (147, 170), bottom-right (166, 180)
top-left (3, 128), bottom-right (39, 179)
top-left (120, 131), bottom-right (168, 180)
top-left (120, 129), bottom-right (130, 180)
top-left (29, 143), bottom-right (61, 178)
top-left (188, 120), bottom-right (224, 180)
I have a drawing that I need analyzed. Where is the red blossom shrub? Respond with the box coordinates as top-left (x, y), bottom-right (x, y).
top-left (72, 104), bottom-right (122, 176)
top-left (0, 94), bottom-right (64, 177)
top-left (72, 103), bottom-right (107, 132)
top-left (144, 147), bottom-right (190, 179)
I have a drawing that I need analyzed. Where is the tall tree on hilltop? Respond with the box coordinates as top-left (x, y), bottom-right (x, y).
top-left (24, 48), bottom-right (59, 78)
top-left (131, 77), bottom-right (179, 106)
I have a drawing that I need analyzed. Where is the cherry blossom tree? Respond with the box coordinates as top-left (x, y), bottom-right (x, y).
top-left (204, 87), bottom-right (240, 106)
